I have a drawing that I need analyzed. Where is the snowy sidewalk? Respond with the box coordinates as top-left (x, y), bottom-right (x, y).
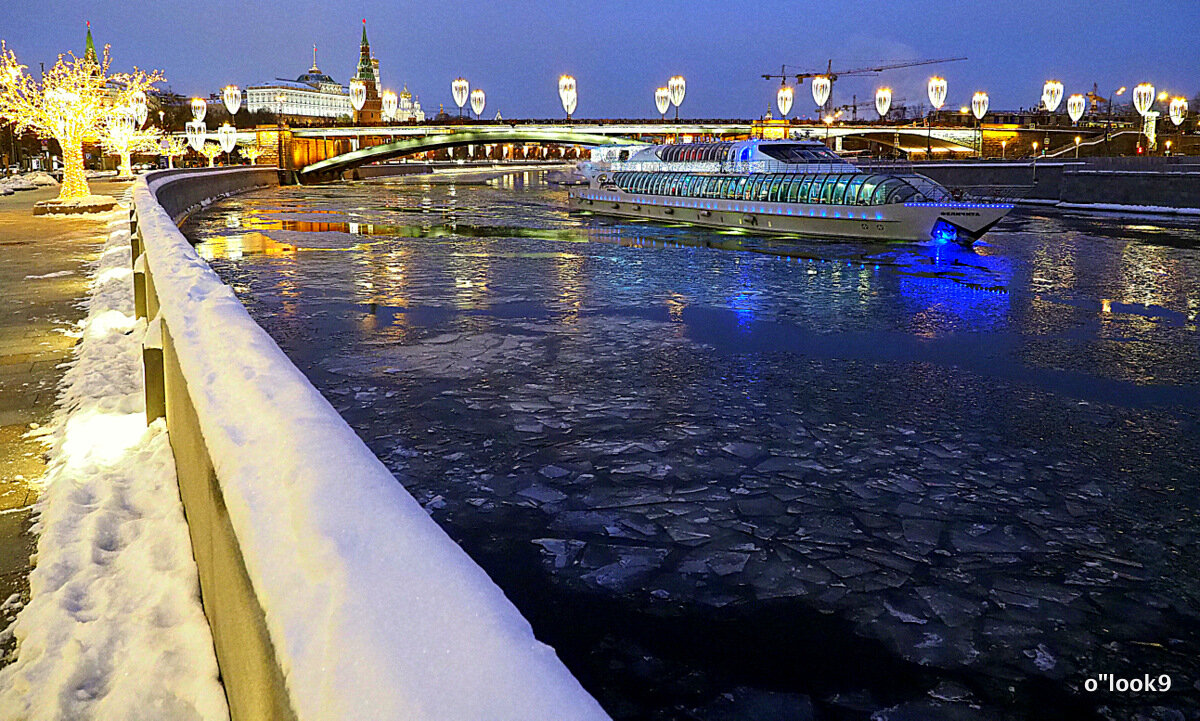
top-left (0, 207), bottom-right (228, 720)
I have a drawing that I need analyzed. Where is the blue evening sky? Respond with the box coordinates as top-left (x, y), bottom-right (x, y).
top-left (5, 0), bottom-right (1198, 119)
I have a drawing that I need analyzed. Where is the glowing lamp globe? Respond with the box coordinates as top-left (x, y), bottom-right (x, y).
top-left (668, 75), bottom-right (686, 108)
top-left (223, 85), bottom-right (241, 115)
top-left (1169, 96), bottom-right (1187, 126)
top-left (563, 89), bottom-right (577, 117)
top-left (776, 85), bottom-right (794, 117)
top-left (927, 77), bottom-right (947, 110)
top-left (1042, 80), bottom-right (1064, 112)
top-left (185, 120), bottom-right (206, 152)
top-left (381, 90), bottom-right (398, 120)
top-left (131, 90), bottom-right (148, 126)
top-left (1132, 83), bottom-right (1155, 116)
top-left (451, 78), bottom-right (469, 110)
top-left (1067, 94), bottom-right (1086, 124)
top-left (190, 97), bottom-right (207, 122)
top-left (470, 88), bottom-right (485, 117)
top-left (971, 91), bottom-right (988, 121)
top-left (811, 76), bottom-right (831, 108)
top-left (558, 75), bottom-right (576, 113)
top-left (349, 79), bottom-right (367, 111)
top-left (218, 123), bottom-right (237, 153)
top-left (875, 87), bottom-right (891, 118)
top-left (654, 87), bottom-right (670, 116)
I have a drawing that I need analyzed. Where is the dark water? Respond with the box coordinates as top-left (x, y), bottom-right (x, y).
top-left (183, 172), bottom-right (1200, 720)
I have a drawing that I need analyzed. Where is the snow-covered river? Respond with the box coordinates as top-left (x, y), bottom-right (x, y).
top-left (183, 171), bottom-right (1200, 720)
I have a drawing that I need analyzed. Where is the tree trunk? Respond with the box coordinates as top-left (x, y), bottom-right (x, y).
top-left (117, 151), bottom-right (133, 179)
top-left (57, 138), bottom-right (90, 200)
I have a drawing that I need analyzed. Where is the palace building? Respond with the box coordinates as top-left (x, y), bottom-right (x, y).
top-left (244, 21), bottom-right (424, 122)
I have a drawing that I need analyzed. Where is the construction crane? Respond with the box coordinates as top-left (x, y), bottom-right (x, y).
top-left (762, 57), bottom-right (966, 110)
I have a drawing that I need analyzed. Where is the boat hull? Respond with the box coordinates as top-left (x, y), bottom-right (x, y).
top-left (568, 188), bottom-right (1011, 245)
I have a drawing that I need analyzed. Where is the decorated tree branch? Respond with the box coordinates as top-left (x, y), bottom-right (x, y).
top-left (0, 40), bottom-right (163, 200)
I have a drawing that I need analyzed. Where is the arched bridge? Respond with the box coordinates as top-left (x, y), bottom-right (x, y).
top-left (297, 129), bottom-right (643, 183)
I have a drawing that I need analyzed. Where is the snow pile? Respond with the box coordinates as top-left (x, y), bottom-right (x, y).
top-left (0, 211), bottom-right (228, 721)
top-left (24, 171), bottom-right (59, 187)
top-left (137, 168), bottom-right (608, 719)
top-left (0, 176), bottom-right (36, 192)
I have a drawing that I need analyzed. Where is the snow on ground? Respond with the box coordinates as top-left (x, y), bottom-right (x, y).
top-left (139, 171), bottom-right (608, 719)
top-left (0, 209), bottom-right (228, 721)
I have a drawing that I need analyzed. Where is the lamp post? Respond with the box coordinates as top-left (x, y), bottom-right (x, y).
top-left (381, 90), bottom-right (397, 122)
top-left (1067, 94), bottom-right (1085, 125)
top-left (452, 78), bottom-right (469, 119)
top-left (470, 88), bottom-right (485, 120)
top-left (558, 75), bottom-right (577, 121)
top-left (668, 75), bottom-right (685, 121)
top-left (223, 85), bottom-right (241, 126)
top-left (971, 91), bottom-right (988, 158)
top-left (875, 87), bottom-right (891, 120)
top-left (654, 87), bottom-right (670, 121)
top-left (1001, 139), bottom-right (1007, 159)
top-left (776, 83), bottom-right (794, 118)
top-left (1074, 135), bottom-right (1081, 158)
top-left (276, 92), bottom-right (285, 171)
top-left (812, 75), bottom-right (831, 119)
top-left (1106, 86), bottom-right (1125, 154)
top-left (926, 76), bottom-right (947, 158)
top-left (218, 123), bottom-right (236, 165)
top-left (1133, 83), bottom-right (1155, 153)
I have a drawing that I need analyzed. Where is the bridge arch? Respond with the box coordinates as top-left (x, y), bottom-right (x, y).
top-left (298, 129), bottom-right (641, 183)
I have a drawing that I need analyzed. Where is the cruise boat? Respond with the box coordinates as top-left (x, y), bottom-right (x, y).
top-left (568, 139), bottom-right (1012, 245)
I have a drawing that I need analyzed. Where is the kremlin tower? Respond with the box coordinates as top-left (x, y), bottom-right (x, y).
top-left (353, 19), bottom-right (382, 124)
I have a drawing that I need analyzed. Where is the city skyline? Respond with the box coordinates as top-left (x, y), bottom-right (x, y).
top-left (4, 0), bottom-right (1199, 120)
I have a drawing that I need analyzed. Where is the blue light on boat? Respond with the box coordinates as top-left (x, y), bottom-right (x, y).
top-left (930, 219), bottom-right (959, 245)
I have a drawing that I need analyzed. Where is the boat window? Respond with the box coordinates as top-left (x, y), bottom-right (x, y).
top-left (872, 178), bottom-right (904, 204)
top-left (843, 175), bottom-right (866, 205)
top-left (819, 174), bottom-right (839, 204)
top-left (718, 177), bottom-right (732, 199)
top-left (807, 175), bottom-right (826, 203)
top-left (638, 173), bottom-right (650, 194)
top-left (768, 175), bottom-right (785, 203)
top-left (704, 176), bottom-right (719, 198)
top-left (734, 177), bottom-right (748, 200)
top-left (856, 175), bottom-right (881, 204)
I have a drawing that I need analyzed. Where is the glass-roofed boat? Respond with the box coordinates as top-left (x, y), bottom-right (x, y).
top-left (568, 139), bottom-right (1012, 245)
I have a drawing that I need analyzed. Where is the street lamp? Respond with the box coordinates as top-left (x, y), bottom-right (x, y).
top-left (776, 84), bottom-right (794, 118)
top-left (190, 97), bottom-right (206, 123)
top-left (1001, 139), bottom-right (1007, 159)
top-left (470, 88), bottom-right (485, 119)
top-left (349, 79), bottom-right (366, 112)
top-left (875, 87), bottom-right (891, 120)
top-left (131, 90), bottom-right (148, 127)
top-left (1169, 97), bottom-right (1188, 126)
top-left (1042, 80), bottom-right (1064, 112)
top-left (811, 75), bottom-right (831, 121)
top-left (1133, 83), bottom-right (1155, 153)
top-left (218, 123), bottom-right (236, 164)
top-left (668, 75), bottom-right (686, 121)
top-left (654, 87), bottom-right (670, 120)
top-left (1067, 94), bottom-right (1085, 124)
top-left (223, 85), bottom-right (241, 116)
top-left (451, 78), bottom-right (469, 118)
top-left (558, 75), bottom-right (577, 121)
top-left (926, 76), bottom-right (947, 157)
top-left (971, 91), bottom-right (988, 158)
top-left (1074, 135), bottom-right (1081, 158)
top-left (381, 90), bottom-right (397, 121)
top-left (276, 92), bottom-right (286, 171)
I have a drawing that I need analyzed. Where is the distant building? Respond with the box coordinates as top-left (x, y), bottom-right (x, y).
top-left (245, 48), bottom-right (353, 120)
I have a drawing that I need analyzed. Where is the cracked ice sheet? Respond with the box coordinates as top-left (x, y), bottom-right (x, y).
top-left (0, 213), bottom-right (227, 721)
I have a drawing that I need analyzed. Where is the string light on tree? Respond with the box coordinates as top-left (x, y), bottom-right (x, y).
top-left (100, 104), bottom-right (160, 178)
top-left (199, 140), bottom-right (221, 167)
top-left (0, 37), bottom-right (163, 201)
top-left (160, 134), bottom-right (187, 168)
top-left (240, 141), bottom-right (265, 165)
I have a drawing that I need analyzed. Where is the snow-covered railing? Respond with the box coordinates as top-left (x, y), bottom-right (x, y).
top-left (131, 168), bottom-right (608, 721)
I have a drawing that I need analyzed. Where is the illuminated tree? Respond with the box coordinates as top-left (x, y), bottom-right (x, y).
top-left (99, 107), bottom-right (161, 179)
top-left (161, 134), bottom-right (187, 168)
top-left (0, 40), bottom-right (163, 200)
top-left (240, 142), bottom-right (265, 165)
top-left (199, 141), bottom-right (222, 167)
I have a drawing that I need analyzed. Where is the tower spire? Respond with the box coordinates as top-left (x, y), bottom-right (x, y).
top-left (84, 21), bottom-right (96, 64)
top-left (361, 18), bottom-right (368, 46)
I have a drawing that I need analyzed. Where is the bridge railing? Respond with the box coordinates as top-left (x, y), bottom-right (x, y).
top-left (130, 167), bottom-right (609, 721)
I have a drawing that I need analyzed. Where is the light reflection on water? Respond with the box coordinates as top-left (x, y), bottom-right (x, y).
top-left (182, 175), bottom-right (1200, 720)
